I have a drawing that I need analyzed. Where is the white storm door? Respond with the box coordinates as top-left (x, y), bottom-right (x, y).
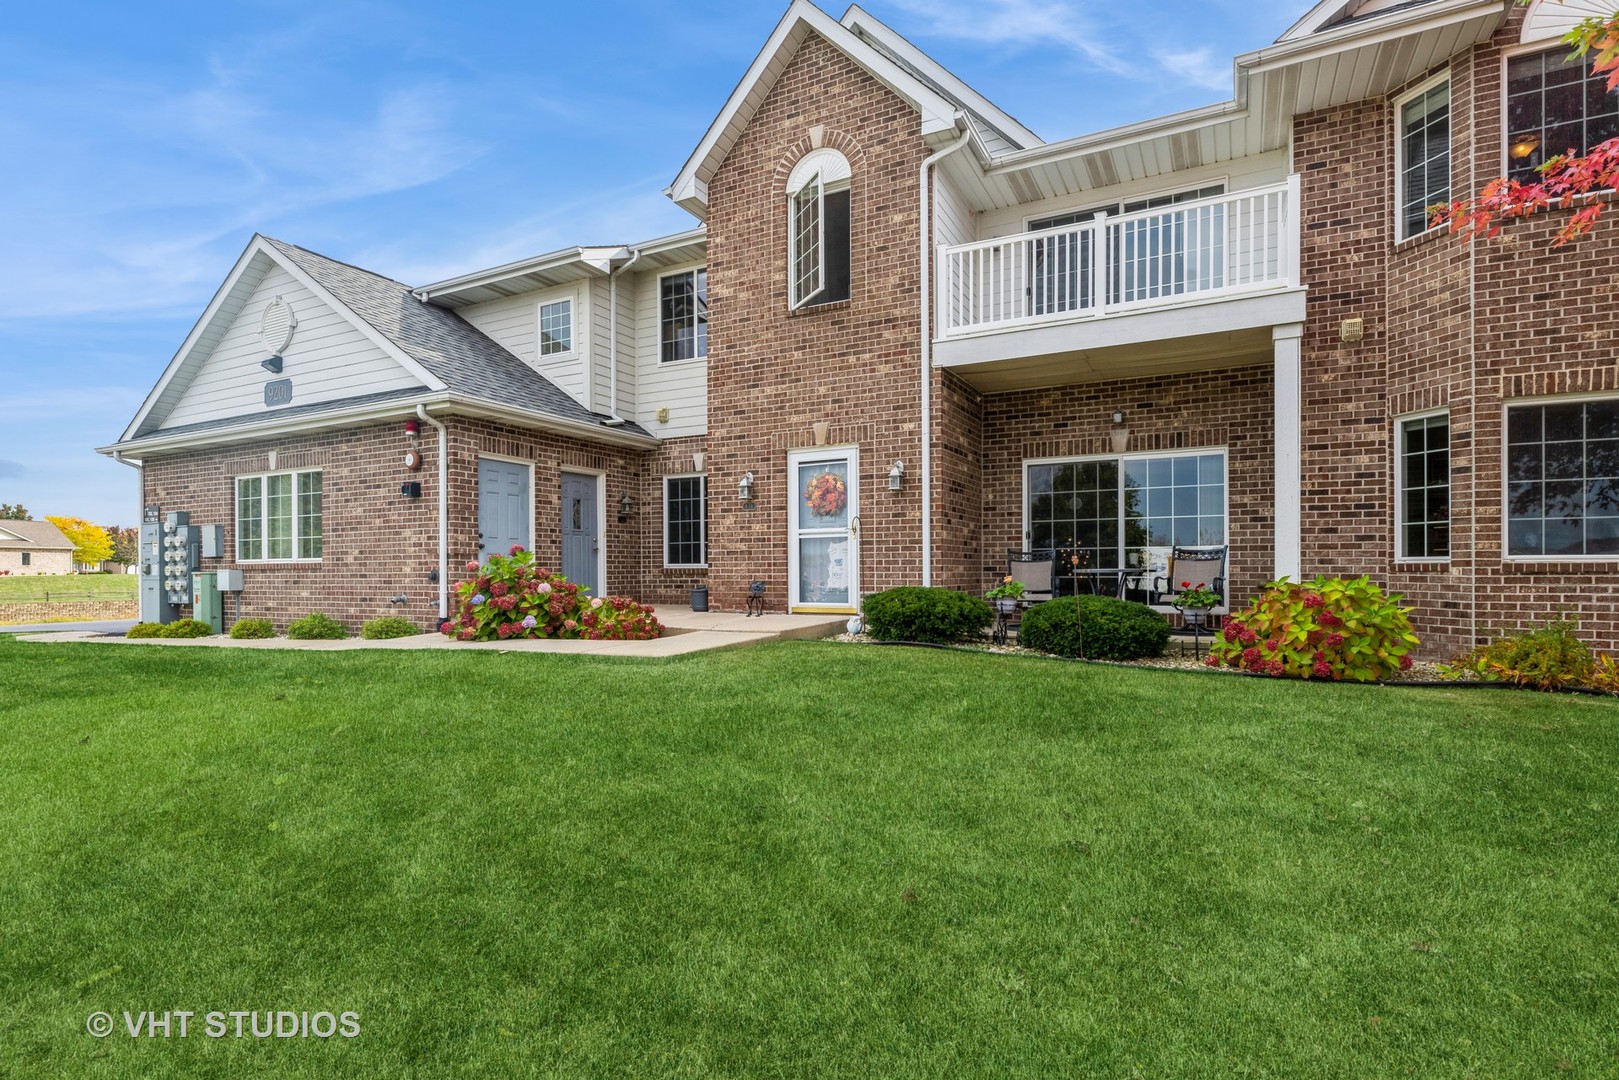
top-left (789, 448), bottom-right (859, 612)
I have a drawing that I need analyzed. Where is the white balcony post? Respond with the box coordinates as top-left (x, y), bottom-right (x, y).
top-left (1096, 211), bottom-right (1110, 315)
top-left (1283, 173), bottom-right (1301, 288)
top-left (1273, 322), bottom-right (1304, 582)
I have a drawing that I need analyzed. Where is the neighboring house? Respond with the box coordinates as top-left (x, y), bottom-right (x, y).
top-left (101, 0), bottom-right (1619, 655)
top-left (0, 521), bottom-right (75, 576)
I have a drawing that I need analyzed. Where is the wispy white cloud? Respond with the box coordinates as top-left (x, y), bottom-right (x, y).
top-left (1152, 47), bottom-right (1233, 92)
top-left (886, 0), bottom-right (1135, 77)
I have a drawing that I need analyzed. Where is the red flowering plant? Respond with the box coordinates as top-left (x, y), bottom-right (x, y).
top-left (440, 546), bottom-right (663, 642)
top-left (802, 471), bottom-right (847, 518)
top-left (1207, 575), bottom-right (1418, 682)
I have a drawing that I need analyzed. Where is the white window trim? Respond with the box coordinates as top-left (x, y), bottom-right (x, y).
top-left (1498, 41), bottom-right (1619, 183)
top-left (1020, 447), bottom-right (1229, 567)
top-left (535, 289), bottom-right (581, 363)
top-left (1501, 393), bottom-right (1619, 563)
top-left (662, 473), bottom-right (708, 568)
top-left (1394, 408), bottom-right (1452, 563)
top-left (236, 468), bottom-right (323, 564)
top-left (786, 149), bottom-right (851, 311)
top-left (657, 265), bottom-right (708, 365)
top-left (1393, 70), bottom-right (1452, 243)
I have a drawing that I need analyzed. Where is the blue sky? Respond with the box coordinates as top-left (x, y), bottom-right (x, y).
top-left (0, 0), bottom-right (1303, 528)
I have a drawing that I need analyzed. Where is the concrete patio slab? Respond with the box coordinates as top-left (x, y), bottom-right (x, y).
top-left (11, 607), bottom-right (845, 657)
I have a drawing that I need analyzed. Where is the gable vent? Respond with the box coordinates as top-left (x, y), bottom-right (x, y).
top-left (260, 296), bottom-right (297, 354)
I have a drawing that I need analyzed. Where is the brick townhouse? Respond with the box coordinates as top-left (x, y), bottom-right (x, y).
top-left (102, 0), bottom-right (1619, 655)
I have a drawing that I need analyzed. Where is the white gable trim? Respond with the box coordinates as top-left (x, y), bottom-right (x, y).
top-left (665, 0), bottom-right (961, 218)
top-left (120, 236), bottom-right (446, 441)
top-left (840, 4), bottom-right (1041, 149)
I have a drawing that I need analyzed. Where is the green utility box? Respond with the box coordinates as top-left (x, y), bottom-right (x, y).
top-left (191, 572), bottom-right (223, 634)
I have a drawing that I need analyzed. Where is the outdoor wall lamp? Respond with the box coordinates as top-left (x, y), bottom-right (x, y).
top-left (888, 460), bottom-right (905, 491)
top-left (260, 355), bottom-right (284, 374)
top-left (1110, 410), bottom-right (1130, 454)
top-left (738, 471), bottom-right (756, 502)
top-left (618, 492), bottom-right (633, 522)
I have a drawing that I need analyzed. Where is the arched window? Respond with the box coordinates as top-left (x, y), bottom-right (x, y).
top-left (786, 149), bottom-right (851, 309)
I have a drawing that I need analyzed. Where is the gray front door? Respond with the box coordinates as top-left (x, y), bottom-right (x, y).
top-left (560, 471), bottom-right (599, 596)
top-left (477, 458), bottom-right (531, 563)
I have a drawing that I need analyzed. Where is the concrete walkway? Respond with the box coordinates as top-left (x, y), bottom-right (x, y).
top-left (0, 618), bottom-right (137, 635)
top-left (10, 608), bottom-right (847, 658)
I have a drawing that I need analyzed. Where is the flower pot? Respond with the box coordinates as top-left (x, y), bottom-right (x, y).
top-left (690, 586), bottom-right (709, 612)
top-left (994, 598), bottom-right (1018, 614)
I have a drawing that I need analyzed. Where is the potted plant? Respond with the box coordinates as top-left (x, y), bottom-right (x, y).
top-left (1173, 581), bottom-right (1221, 628)
top-left (985, 576), bottom-right (1025, 614)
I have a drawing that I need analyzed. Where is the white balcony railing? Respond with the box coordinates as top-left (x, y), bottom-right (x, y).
top-left (937, 176), bottom-right (1300, 339)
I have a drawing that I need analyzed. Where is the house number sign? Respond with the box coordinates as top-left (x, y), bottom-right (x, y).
top-left (264, 379), bottom-right (293, 407)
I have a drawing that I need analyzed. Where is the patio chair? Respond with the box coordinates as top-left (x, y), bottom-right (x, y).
top-left (1006, 549), bottom-right (1055, 605)
top-left (1151, 545), bottom-right (1227, 612)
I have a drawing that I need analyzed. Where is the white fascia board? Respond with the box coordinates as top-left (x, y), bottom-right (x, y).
top-left (839, 3), bottom-right (1043, 148)
top-left (1237, 0), bottom-right (1506, 73)
top-left (119, 234), bottom-right (275, 443)
top-left (414, 246), bottom-right (621, 303)
top-left (984, 97), bottom-right (1250, 176)
top-left (98, 392), bottom-right (661, 458)
top-left (267, 245), bottom-right (446, 394)
top-left (666, 0), bottom-right (959, 214)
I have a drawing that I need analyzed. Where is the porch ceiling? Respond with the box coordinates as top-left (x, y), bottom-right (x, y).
top-left (942, 326), bottom-right (1274, 394)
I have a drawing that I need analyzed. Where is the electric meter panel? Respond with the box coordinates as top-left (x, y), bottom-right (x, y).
top-left (160, 512), bottom-right (199, 605)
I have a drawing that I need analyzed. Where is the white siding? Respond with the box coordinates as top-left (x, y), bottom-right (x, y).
top-left (976, 151), bottom-right (1289, 240)
top-left (934, 170), bottom-right (976, 248)
top-left (160, 265), bottom-right (421, 429)
top-left (588, 277), bottom-right (614, 416)
top-left (460, 284), bottom-right (590, 409)
top-left (634, 261), bottom-right (708, 438)
top-left (613, 271), bottom-right (638, 419)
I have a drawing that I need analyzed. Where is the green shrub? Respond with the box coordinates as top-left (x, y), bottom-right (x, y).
top-left (287, 612), bottom-right (349, 640)
top-left (1018, 596), bottom-right (1170, 660)
top-left (1442, 619), bottom-right (1593, 691)
top-left (229, 618), bottom-right (275, 640)
top-left (125, 622), bottom-right (164, 639)
top-left (442, 548), bottom-right (662, 641)
top-left (159, 619), bottom-right (215, 639)
top-left (862, 587), bottom-right (991, 644)
top-left (362, 616), bottom-right (421, 640)
top-left (1210, 576), bottom-right (1418, 681)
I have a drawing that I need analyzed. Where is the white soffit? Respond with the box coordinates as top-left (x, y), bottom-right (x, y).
top-left (1520, 0), bottom-right (1611, 43)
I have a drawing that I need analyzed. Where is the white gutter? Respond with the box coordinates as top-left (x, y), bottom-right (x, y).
top-left (97, 393), bottom-right (659, 459)
top-left (918, 118), bottom-right (975, 587)
top-left (605, 248), bottom-right (643, 426)
top-left (416, 405), bottom-right (449, 622)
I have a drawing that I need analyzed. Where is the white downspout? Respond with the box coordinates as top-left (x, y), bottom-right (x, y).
top-left (416, 405), bottom-right (449, 621)
top-left (604, 249), bottom-right (643, 426)
top-left (919, 120), bottom-right (974, 586)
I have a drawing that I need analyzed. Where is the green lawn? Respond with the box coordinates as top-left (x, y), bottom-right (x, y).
top-left (0, 573), bottom-right (135, 604)
top-left (1, 638), bottom-right (1615, 1078)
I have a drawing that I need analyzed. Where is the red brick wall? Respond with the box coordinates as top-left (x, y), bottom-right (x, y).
top-left (980, 364), bottom-right (1276, 604)
top-left (140, 418), bottom-right (658, 633)
top-left (704, 32), bottom-right (931, 612)
top-left (1295, 3), bottom-right (1619, 656)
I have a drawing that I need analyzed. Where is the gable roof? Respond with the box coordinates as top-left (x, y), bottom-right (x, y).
top-left (110, 235), bottom-right (651, 453)
top-left (0, 520), bottom-right (75, 551)
top-left (666, 1), bottom-right (984, 218)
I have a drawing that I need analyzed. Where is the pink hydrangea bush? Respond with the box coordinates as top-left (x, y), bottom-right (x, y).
top-left (440, 546), bottom-right (662, 642)
top-left (1207, 575), bottom-right (1418, 682)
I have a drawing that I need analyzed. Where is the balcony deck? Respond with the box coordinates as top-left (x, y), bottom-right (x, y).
top-left (933, 178), bottom-right (1306, 390)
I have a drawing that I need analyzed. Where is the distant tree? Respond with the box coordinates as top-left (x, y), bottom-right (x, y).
top-left (0, 504), bottom-right (30, 520)
top-left (105, 525), bottom-right (139, 567)
top-left (45, 516), bottom-right (115, 568)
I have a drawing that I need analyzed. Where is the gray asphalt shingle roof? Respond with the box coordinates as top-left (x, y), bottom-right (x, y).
top-left (0, 520), bottom-right (75, 551)
top-left (262, 237), bottom-right (651, 438)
